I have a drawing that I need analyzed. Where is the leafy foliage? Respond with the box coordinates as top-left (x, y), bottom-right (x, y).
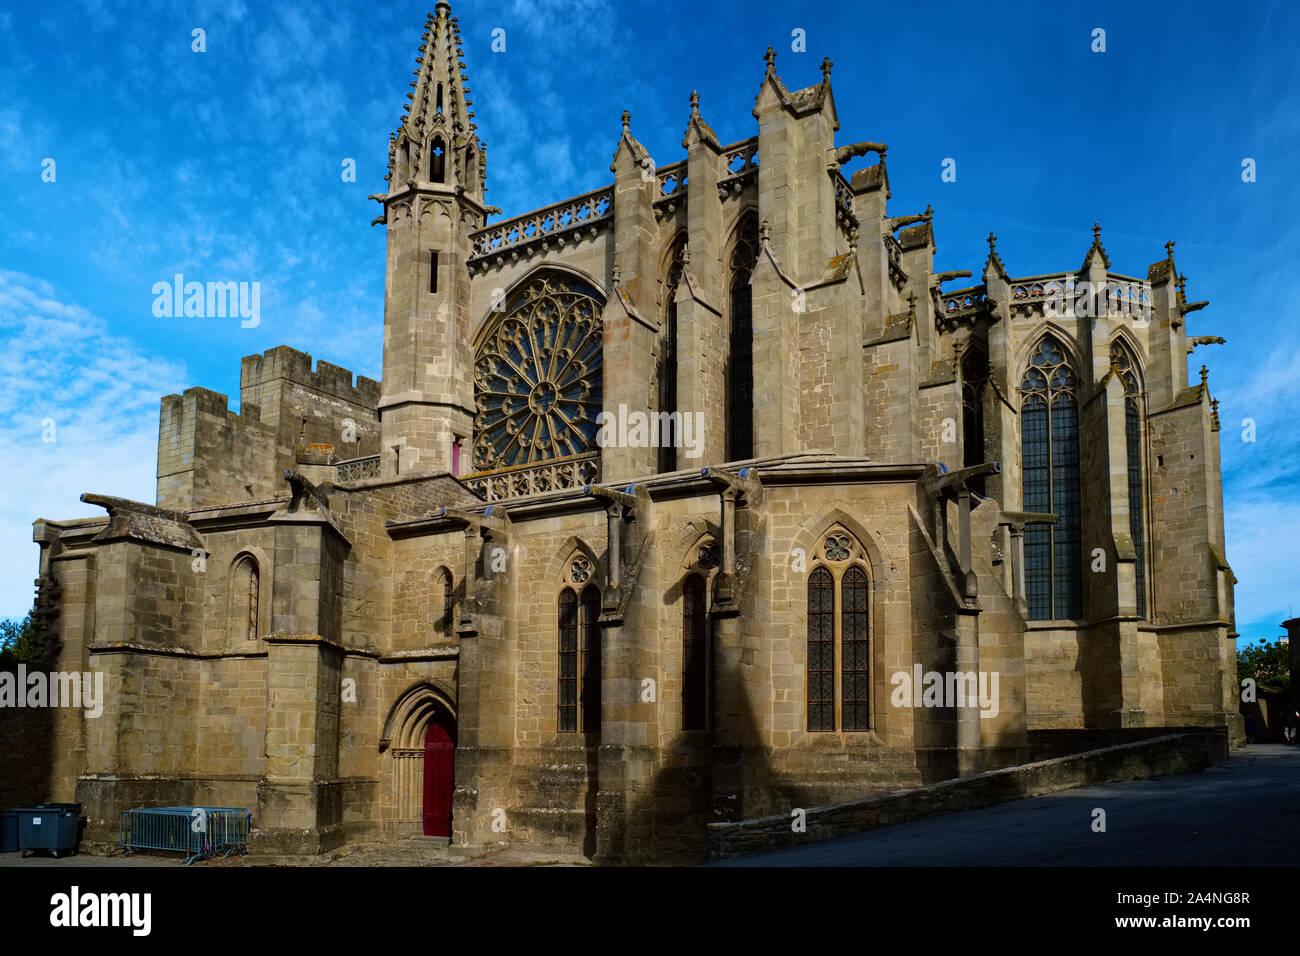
top-left (0, 611), bottom-right (37, 670)
top-left (1238, 637), bottom-right (1291, 694)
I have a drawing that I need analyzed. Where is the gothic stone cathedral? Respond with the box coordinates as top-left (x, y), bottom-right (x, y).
top-left (30, 3), bottom-right (1239, 863)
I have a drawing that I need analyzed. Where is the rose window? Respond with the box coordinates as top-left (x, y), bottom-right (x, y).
top-left (473, 273), bottom-right (604, 471)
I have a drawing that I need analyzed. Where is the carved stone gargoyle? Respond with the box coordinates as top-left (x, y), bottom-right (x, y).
top-left (830, 141), bottom-right (888, 170)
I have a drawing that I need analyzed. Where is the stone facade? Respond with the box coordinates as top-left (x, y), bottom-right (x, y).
top-left (24, 2), bottom-right (1239, 864)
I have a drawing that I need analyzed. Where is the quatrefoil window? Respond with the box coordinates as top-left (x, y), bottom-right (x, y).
top-left (823, 534), bottom-right (852, 562)
top-left (570, 557), bottom-right (592, 584)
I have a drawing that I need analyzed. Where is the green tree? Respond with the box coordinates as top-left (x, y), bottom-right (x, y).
top-left (1238, 637), bottom-right (1290, 694)
top-left (0, 611), bottom-right (36, 669)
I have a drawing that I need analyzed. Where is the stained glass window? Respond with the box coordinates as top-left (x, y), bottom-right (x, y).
top-left (558, 588), bottom-right (578, 732)
top-left (727, 214), bottom-right (759, 462)
top-left (962, 343), bottom-right (989, 496)
top-left (840, 566), bottom-right (870, 731)
top-left (1020, 336), bottom-right (1082, 619)
top-left (807, 567), bottom-right (835, 732)
top-left (440, 568), bottom-right (454, 638)
top-left (473, 273), bottom-right (604, 471)
top-left (659, 236), bottom-right (685, 473)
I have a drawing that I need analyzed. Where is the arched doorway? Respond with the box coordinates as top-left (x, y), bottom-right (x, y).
top-left (422, 710), bottom-right (456, 837)
top-left (382, 683), bottom-right (457, 839)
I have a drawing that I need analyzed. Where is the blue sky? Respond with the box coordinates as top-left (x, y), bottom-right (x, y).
top-left (0, 0), bottom-right (1296, 644)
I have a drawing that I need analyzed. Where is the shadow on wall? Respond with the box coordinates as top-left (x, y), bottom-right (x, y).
top-left (0, 705), bottom-right (55, 808)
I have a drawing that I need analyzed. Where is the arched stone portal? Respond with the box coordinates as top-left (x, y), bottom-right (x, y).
top-left (382, 683), bottom-right (457, 838)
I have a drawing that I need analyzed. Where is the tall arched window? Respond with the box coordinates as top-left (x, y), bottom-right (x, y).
top-left (230, 555), bottom-right (259, 643)
top-left (807, 567), bottom-right (835, 731)
top-left (1112, 342), bottom-right (1147, 618)
top-left (438, 567), bottom-right (455, 638)
top-left (805, 528), bottom-right (871, 732)
top-left (558, 588), bottom-right (579, 732)
top-left (1020, 336), bottom-right (1082, 620)
top-left (726, 213), bottom-right (759, 462)
top-left (682, 574), bottom-right (708, 730)
top-left (558, 555), bottom-right (601, 734)
top-left (961, 341), bottom-right (989, 497)
top-left (658, 235), bottom-right (686, 473)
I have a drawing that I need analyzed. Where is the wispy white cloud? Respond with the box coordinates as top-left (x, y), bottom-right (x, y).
top-left (0, 270), bottom-right (189, 620)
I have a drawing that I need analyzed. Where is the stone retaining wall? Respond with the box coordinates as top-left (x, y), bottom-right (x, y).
top-left (708, 727), bottom-right (1228, 860)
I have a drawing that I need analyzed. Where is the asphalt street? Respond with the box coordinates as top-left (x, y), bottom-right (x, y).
top-left (713, 743), bottom-right (1300, 866)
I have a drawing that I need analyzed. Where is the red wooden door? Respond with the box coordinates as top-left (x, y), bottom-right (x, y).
top-left (422, 715), bottom-right (455, 837)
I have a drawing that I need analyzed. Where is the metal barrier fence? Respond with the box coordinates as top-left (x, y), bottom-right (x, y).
top-left (119, 807), bottom-right (252, 864)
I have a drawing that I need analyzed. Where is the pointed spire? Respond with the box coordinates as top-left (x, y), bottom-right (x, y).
top-left (390, 2), bottom-right (485, 191)
top-left (764, 46), bottom-right (776, 73)
top-left (1081, 219), bottom-right (1110, 270)
top-left (985, 230), bottom-right (1007, 278)
top-left (682, 89), bottom-right (720, 150)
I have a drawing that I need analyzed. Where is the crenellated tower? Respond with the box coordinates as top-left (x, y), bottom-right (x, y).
top-left (374, 1), bottom-right (490, 477)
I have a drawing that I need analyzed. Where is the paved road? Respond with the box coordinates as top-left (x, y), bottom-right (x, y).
top-left (714, 744), bottom-right (1300, 866)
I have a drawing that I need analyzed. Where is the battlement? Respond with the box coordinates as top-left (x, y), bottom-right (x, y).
top-left (160, 386), bottom-right (264, 424)
top-left (240, 346), bottom-right (381, 408)
top-left (157, 386), bottom-right (279, 510)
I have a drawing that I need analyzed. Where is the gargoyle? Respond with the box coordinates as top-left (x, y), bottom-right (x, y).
top-left (888, 213), bottom-right (929, 231)
top-left (932, 270), bottom-right (972, 287)
top-left (830, 141), bottom-right (887, 169)
top-left (284, 470), bottom-right (329, 514)
top-left (1188, 335), bottom-right (1226, 353)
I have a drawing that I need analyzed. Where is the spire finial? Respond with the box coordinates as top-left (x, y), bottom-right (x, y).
top-left (764, 46), bottom-right (776, 72)
top-left (987, 231), bottom-right (997, 255)
top-left (1092, 222), bottom-right (1102, 244)
top-left (821, 57), bottom-right (833, 81)
top-left (759, 219), bottom-right (771, 243)
top-left (1200, 364), bottom-right (1208, 388)
top-left (612, 264), bottom-right (622, 286)
top-left (620, 109), bottom-right (630, 133)
top-left (1176, 273), bottom-right (1188, 297)
top-left (690, 90), bottom-right (700, 117)
top-left (924, 203), bottom-right (933, 221)
top-left (848, 225), bottom-right (858, 251)
top-left (1165, 240), bottom-right (1176, 259)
